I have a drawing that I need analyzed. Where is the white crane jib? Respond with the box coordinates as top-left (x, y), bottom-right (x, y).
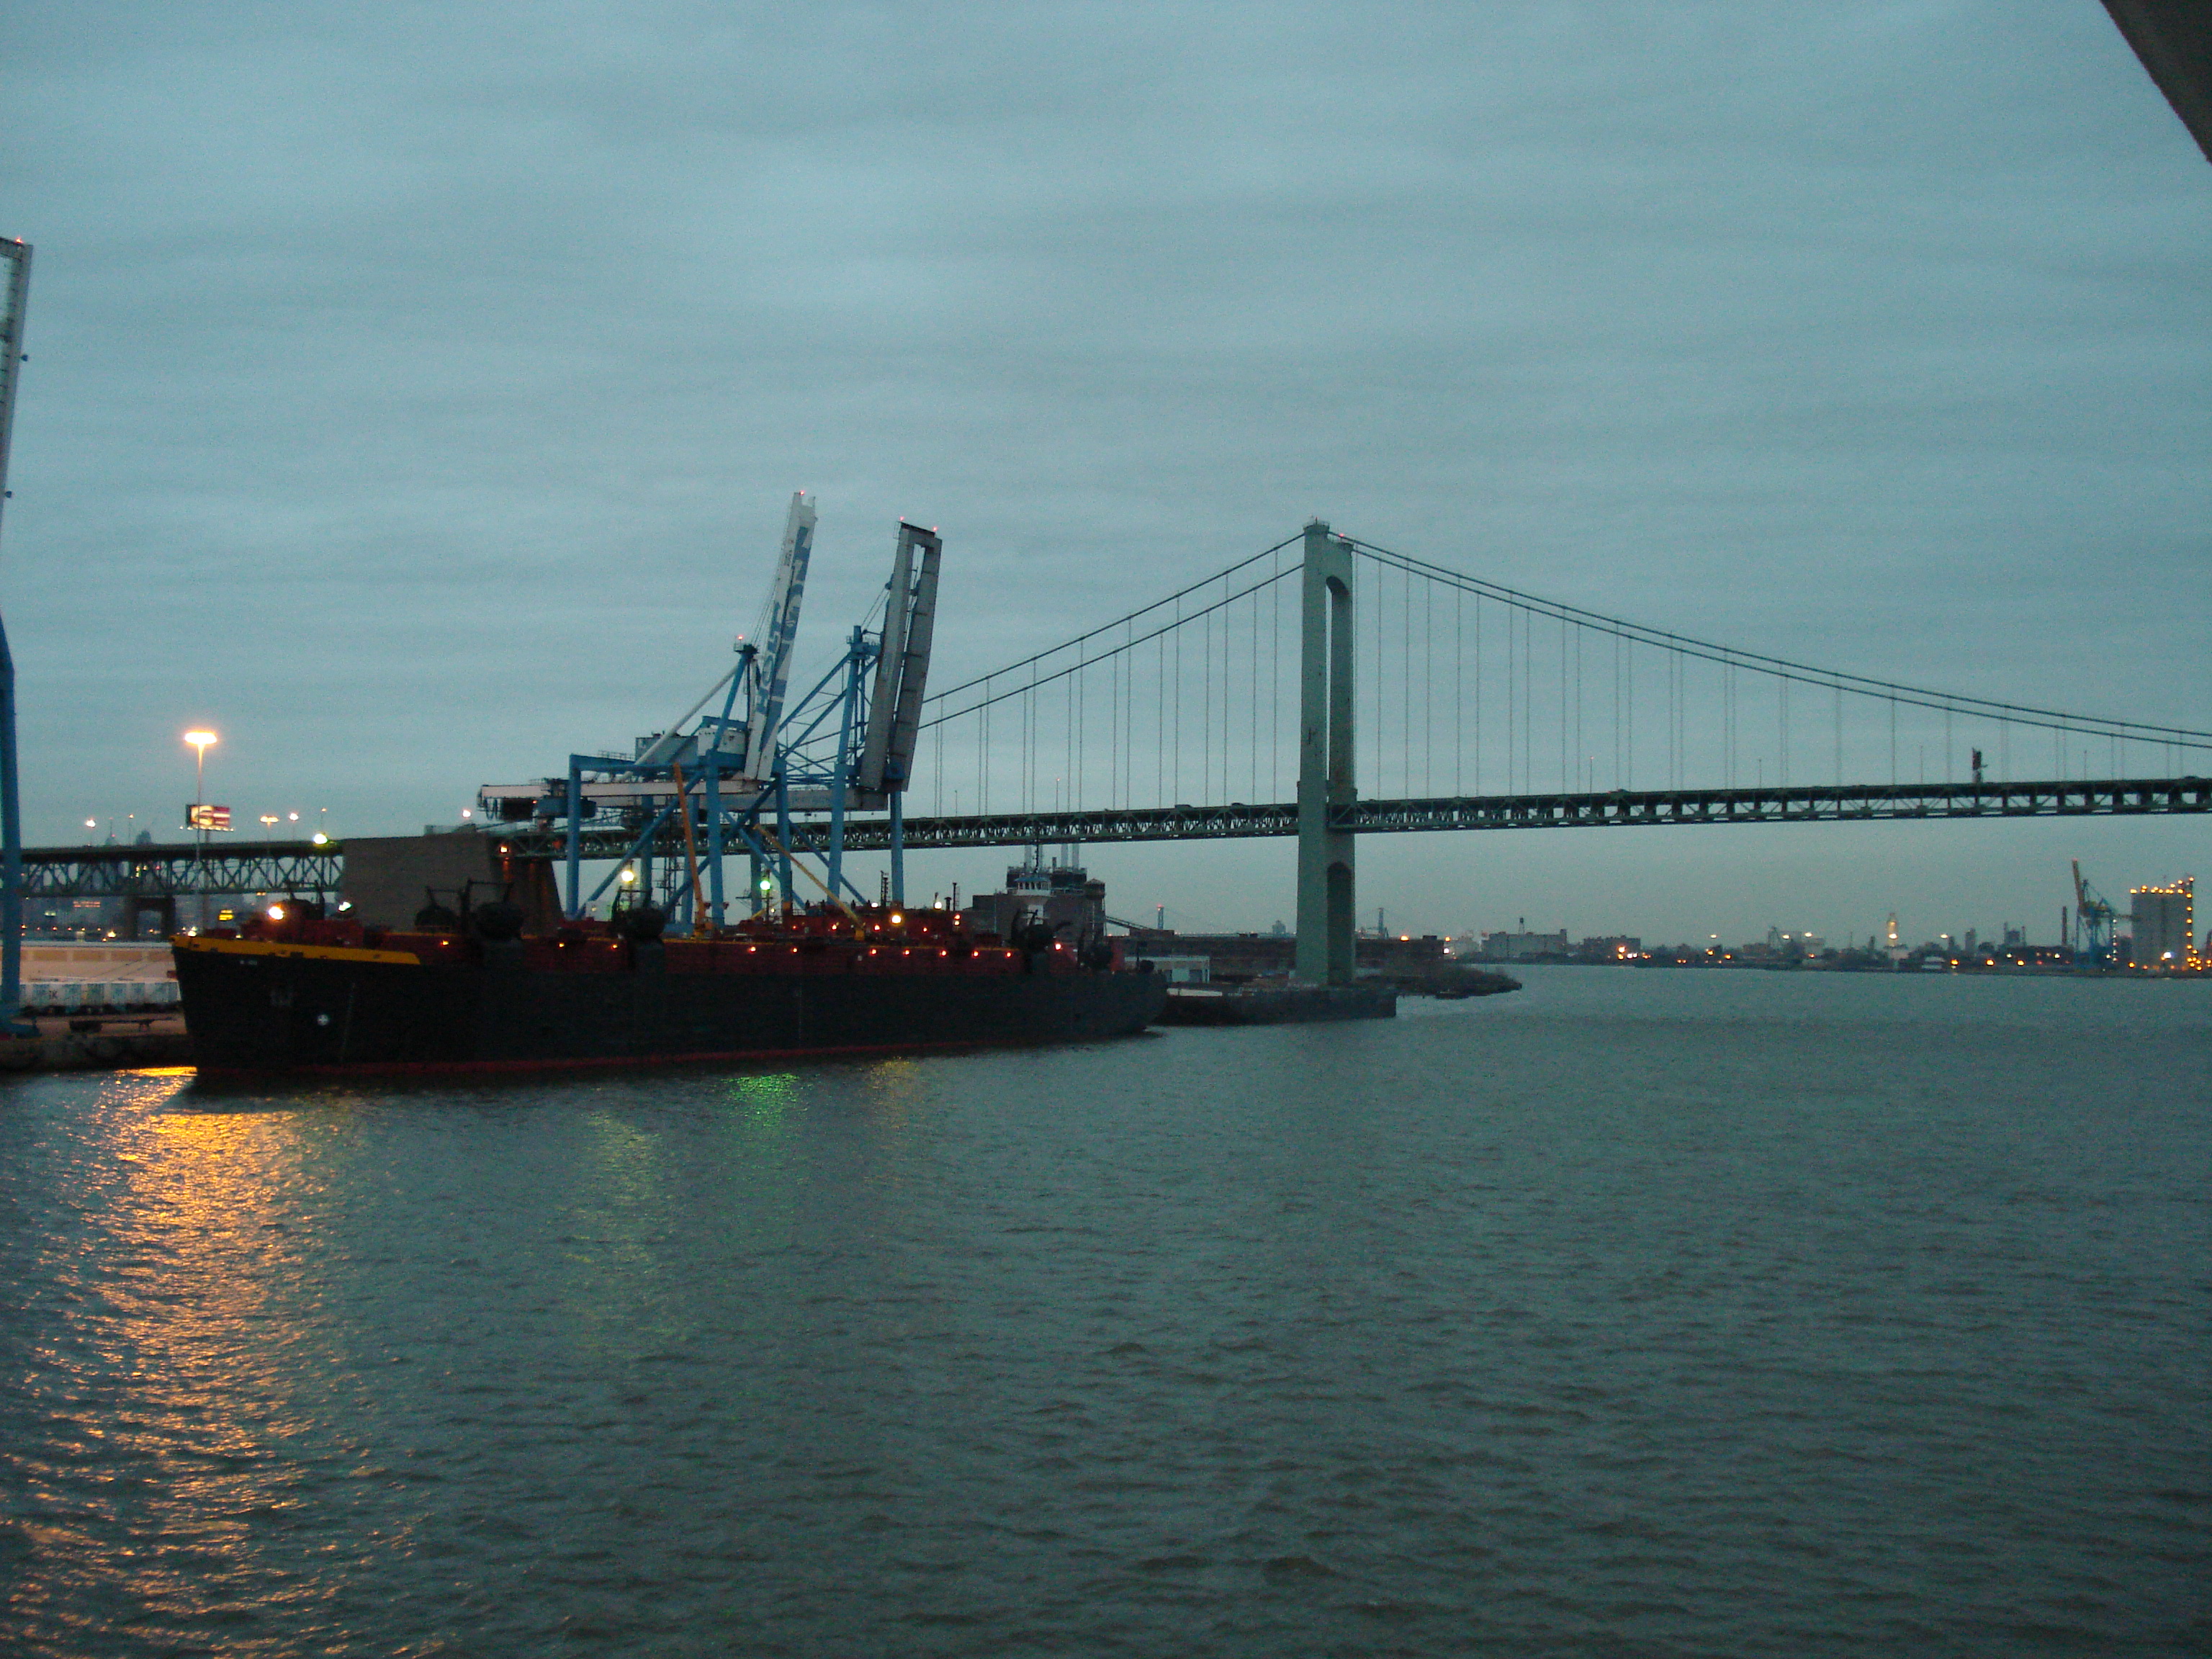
top-left (728, 491), bottom-right (816, 781)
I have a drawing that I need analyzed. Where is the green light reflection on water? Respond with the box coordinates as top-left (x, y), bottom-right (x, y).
top-left (727, 1070), bottom-right (799, 1130)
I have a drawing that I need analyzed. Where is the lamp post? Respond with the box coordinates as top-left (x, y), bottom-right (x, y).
top-left (1, 240), bottom-right (37, 1033)
top-left (185, 729), bottom-right (215, 931)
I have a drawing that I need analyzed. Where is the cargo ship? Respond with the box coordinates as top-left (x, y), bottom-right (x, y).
top-left (174, 502), bottom-right (1176, 1075)
top-left (174, 899), bottom-right (1167, 1077)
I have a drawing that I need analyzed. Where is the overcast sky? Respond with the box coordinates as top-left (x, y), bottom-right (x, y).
top-left (2, 1), bottom-right (2206, 943)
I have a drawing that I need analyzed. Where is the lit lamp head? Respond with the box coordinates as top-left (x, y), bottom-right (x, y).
top-left (184, 729), bottom-right (217, 754)
top-left (620, 867), bottom-right (638, 886)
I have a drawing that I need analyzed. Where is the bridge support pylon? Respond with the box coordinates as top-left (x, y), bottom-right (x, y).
top-left (1295, 520), bottom-right (1356, 984)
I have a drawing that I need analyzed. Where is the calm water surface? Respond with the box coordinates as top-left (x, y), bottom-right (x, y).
top-left (2, 968), bottom-right (2206, 1656)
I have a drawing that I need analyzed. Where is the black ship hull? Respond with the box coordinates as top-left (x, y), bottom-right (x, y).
top-left (174, 943), bottom-right (1168, 1076)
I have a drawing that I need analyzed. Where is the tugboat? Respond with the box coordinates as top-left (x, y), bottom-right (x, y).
top-left (174, 896), bottom-right (1164, 1076)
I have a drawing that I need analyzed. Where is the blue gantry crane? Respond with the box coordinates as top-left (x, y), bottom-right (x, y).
top-left (480, 496), bottom-right (942, 932)
top-left (2072, 859), bottom-right (2120, 966)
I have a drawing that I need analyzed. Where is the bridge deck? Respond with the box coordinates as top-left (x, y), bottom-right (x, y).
top-left (22, 776), bottom-right (2204, 896)
top-left (525, 775), bottom-right (2211, 860)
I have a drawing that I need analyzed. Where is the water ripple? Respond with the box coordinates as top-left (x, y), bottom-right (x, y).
top-left (1, 970), bottom-right (2206, 1654)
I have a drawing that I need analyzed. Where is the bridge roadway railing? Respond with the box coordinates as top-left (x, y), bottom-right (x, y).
top-left (485, 774), bottom-right (2209, 861)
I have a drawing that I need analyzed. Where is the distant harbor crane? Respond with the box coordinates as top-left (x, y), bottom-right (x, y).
top-left (2072, 860), bottom-right (2119, 965)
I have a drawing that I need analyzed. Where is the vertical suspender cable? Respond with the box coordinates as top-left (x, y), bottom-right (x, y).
top-left (1573, 626), bottom-right (1583, 792)
top-left (1172, 602), bottom-right (1182, 803)
top-left (1403, 563), bottom-right (1413, 796)
top-left (1613, 634), bottom-right (1622, 790)
top-left (1455, 587), bottom-right (1463, 796)
top-left (1506, 606), bottom-right (1516, 794)
top-left (1424, 572), bottom-right (1434, 795)
top-left (1157, 629), bottom-right (1165, 806)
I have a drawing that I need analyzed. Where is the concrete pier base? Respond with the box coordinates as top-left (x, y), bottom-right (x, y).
top-left (0, 1014), bottom-right (192, 1071)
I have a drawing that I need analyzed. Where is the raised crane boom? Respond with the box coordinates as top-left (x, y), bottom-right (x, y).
top-left (732, 491), bottom-right (816, 781)
top-left (854, 522), bottom-right (943, 804)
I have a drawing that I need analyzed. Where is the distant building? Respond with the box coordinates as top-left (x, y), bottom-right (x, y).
top-left (1480, 930), bottom-right (1569, 962)
top-left (1575, 935), bottom-right (1642, 962)
top-left (2128, 878), bottom-right (2194, 966)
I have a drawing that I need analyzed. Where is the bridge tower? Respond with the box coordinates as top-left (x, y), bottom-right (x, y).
top-left (1295, 520), bottom-right (1356, 984)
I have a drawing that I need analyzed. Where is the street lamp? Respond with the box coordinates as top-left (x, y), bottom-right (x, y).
top-left (184, 729), bottom-right (216, 930)
top-left (185, 729), bottom-right (216, 787)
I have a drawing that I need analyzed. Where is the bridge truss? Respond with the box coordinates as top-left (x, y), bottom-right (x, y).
top-left (26, 771), bottom-right (2207, 906)
top-left (488, 774), bottom-right (2209, 863)
top-left (20, 840), bottom-right (343, 901)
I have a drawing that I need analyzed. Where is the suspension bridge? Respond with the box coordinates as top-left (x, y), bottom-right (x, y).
top-left (460, 519), bottom-right (2208, 981)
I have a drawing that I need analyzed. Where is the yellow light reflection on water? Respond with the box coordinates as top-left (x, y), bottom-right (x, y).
top-left (29, 1073), bottom-right (367, 1638)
